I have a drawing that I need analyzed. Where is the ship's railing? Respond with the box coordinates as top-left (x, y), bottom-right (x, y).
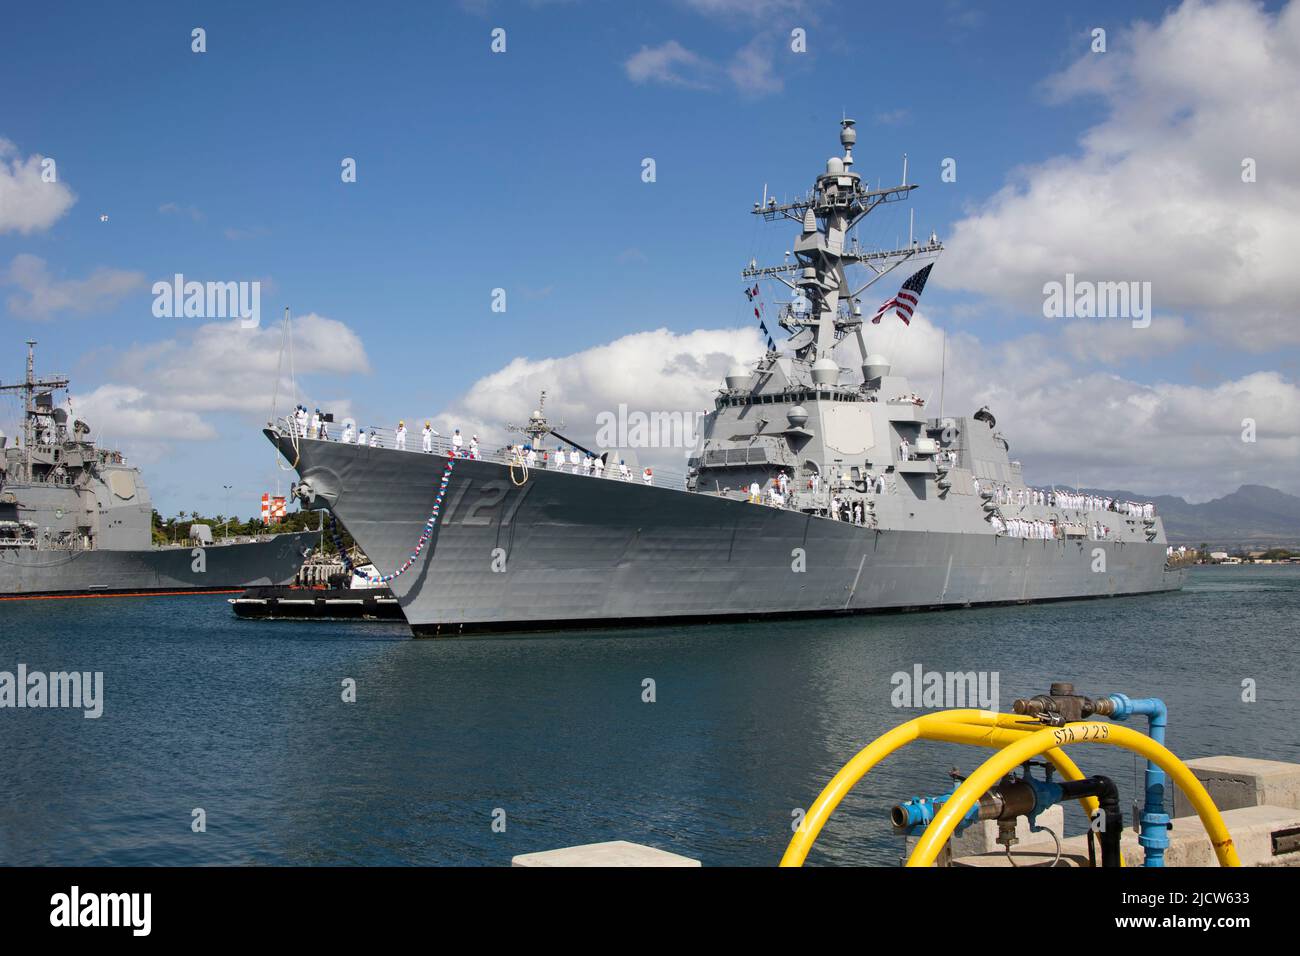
top-left (284, 419), bottom-right (692, 492)
top-left (985, 485), bottom-right (1159, 518)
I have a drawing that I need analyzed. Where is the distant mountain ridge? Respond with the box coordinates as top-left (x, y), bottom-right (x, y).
top-left (1076, 484), bottom-right (1300, 547)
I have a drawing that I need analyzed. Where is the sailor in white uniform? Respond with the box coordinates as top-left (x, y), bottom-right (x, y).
top-left (395, 420), bottom-right (407, 451)
top-left (593, 456), bottom-right (603, 478)
top-left (422, 421), bottom-right (434, 453)
top-left (357, 426), bottom-right (367, 447)
top-left (452, 429), bottom-right (464, 457)
top-left (569, 447), bottom-right (580, 473)
top-left (642, 467), bottom-right (653, 486)
top-left (469, 435), bottom-right (480, 459)
top-left (342, 422), bottom-right (355, 444)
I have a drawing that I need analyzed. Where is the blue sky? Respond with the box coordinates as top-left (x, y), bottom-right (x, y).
top-left (3, 0), bottom-right (1297, 514)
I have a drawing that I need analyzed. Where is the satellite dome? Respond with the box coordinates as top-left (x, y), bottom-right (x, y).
top-left (787, 405), bottom-right (809, 428)
top-left (862, 353), bottom-right (891, 381)
top-left (826, 157), bottom-right (844, 175)
top-left (725, 364), bottom-right (748, 390)
top-left (811, 356), bottom-right (839, 385)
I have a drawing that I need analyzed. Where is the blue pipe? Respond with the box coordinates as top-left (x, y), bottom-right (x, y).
top-left (894, 776), bottom-right (1064, 834)
top-left (892, 793), bottom-right (981, 834)
top-left (1104, 694), bottom-right (1170, 867)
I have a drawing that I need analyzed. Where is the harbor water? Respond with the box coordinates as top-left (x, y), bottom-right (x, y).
top-left (2, 565), bottom-right (1297, 866)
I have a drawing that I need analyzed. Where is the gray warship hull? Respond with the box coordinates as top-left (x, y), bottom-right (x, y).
top-left (269, 433), bottom-right (1184, 636)
top-left (0, 531), bottom-right (317, 598)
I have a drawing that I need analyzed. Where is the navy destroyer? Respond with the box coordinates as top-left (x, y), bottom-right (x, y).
top-left (267, 120), bottom-right (1183, 635)
top-left (1, 342), bottom-right (315, 597)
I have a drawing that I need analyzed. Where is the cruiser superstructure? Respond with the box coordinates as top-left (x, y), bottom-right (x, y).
top-left (268, 120), bottom-right (1183, 635)
top-left (1, 342), bottom-right (315, 597)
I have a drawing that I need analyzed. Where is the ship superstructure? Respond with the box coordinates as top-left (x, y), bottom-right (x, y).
top-left (1, 342), bottom-right (315, 597)
top-left (267, 121), bottom-right (1183, 635)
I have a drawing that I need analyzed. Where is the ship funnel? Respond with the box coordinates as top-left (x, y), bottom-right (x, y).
top-left (811, 356), bottom-right (840, 385)
top-left (725, 364), bottom-right (749, 390)
top-left (862, 353), bottom-right (891, 383)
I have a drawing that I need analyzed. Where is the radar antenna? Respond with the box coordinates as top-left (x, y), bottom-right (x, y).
top-left (742, 119), bottom-right (944, 364)
top-left (506, 390), bottom-right (565, 449)
top-left (0, 341), bottom-right (71, 480)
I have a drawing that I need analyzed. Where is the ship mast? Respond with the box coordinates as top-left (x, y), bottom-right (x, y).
top-left (0, 340), bottom-right (70, 479)
top-left (742, 119), bottom-right (942, 364)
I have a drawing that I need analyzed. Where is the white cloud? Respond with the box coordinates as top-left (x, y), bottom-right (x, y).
top-left (2, 254), bottom-right (145, 320)
top-left (407, 315), bottom-right (1297, 497)
top-left (158, 201), bottom-right (203, 222)
top-left (1059, 315), bottom-right (1193, 364)
top-left (0, 138), bottom-right (76, 234)
top-left (680, 0), bottom-right (809, 18)
top-left (835, 311), bottom-right (1300, 500)
top-left (624, 37), bottom-right (785, 96)
top-left (429, 327), bottom-right (766, 465)
top-left (940, 0), bottom-right (1300, 350)
top-left (75, 384), bottom-right (218, 443)
top-left (728, 38), bottom-right (783, 96)
top-left (77, 314), bottom-right (370, 441)
top-left (223, 225), bottom-right (269, 241)
top-left (625, 41), bottom-right (714, 89)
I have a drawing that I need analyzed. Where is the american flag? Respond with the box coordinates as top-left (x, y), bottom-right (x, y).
top-left (871, 264), bottom-right (933, 326)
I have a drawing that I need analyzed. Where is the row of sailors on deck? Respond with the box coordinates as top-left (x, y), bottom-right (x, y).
top-left (518, 445), bottom-right (651, 484)
top-left (990, 515), bottom-right (1113, 540)
top-left (339, 421), bottom-right (452, 454)
top-left (972, 477), bottom-right (1156, 518)
top-left (294, 407), bottom-right (451, 455)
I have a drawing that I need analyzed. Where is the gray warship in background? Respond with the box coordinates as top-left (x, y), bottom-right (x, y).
top-left (1, 342), bottom-right (315, 598)
top-left (269, 120), bottom-right (1183, 635)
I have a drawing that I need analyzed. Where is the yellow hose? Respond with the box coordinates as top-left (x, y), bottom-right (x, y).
top-left (905, 722), bottom-right (1239, 867)
top-left (779, 710), bottom-right (1095, 867)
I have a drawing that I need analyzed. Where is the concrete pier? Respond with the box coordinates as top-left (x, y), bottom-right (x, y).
top-left (1170, 755), bottom-right (1300, 818)
top-left (512, 841), bottom-right (701, 867)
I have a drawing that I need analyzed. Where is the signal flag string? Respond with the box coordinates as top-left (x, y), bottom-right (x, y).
top-left (329, 458), bottom-right (456, 585)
